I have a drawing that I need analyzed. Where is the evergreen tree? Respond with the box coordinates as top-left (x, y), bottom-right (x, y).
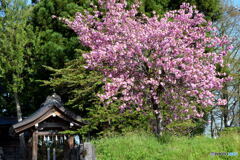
top-left (43, 52), bottom-right (150, 136)
top-left (0, 0), bottom-right (36, 157)
top-left (0, 0), bottom-right (33, 119)
top-left (0, 0), bottom-right (40, 116)
top-left (19, 0), bottom-right (87, 113)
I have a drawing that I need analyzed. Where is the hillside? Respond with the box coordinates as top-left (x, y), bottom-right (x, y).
top-left (93, 132), bottom-right (240, 160)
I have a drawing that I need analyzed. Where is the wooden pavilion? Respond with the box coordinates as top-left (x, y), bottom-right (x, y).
top-left (11, 93), bottom-right (86, 160)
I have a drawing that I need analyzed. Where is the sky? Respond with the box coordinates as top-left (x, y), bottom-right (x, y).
top-left (232, 0), bottom-right (240, 7)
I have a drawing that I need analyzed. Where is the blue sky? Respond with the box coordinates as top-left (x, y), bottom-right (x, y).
top-left (233, 0), bottom-right (240, 7)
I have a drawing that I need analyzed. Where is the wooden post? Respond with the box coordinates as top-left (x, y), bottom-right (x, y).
top-left (68, 136), bottom-right (74, 160)
top-left (47, 148), bottom-right (50, 160)
top-left (68, 136), bottom-right (74, 149)
top-left (32, 131), bottom-right (38, 160)
top-left (64, 135), bottom-right (74, 160)
top-left (53, 148), bottom-right (56, 160)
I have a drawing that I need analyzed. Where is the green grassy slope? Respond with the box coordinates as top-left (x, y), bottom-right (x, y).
top-left (92, 132), bottom-right (240, 160)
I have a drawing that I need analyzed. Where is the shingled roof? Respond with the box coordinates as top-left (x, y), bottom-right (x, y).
top-left (12, 93), bottom-right (86, 133)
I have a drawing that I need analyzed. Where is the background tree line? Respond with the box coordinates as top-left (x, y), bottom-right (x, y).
top-left (0, 0), bottom-right (238, 137)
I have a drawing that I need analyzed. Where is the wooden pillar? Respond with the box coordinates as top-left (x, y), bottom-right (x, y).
top-left (53, 148), bottom-right (56, 160)
top-left (64, 135), bottom-right (74, 160)
top-left (32, 131), bottom-right (38, 160)
top-left (68, 136), bottom-right (74, 149)
top-left (47, 148), bottom-right (50, 160)
top-left (68, 135), bottom-right (74, 160)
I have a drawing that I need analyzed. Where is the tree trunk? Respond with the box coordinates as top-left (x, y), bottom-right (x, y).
top-left (223, 104), bottom-right (229, 128)
top-left (150, 94), bottom-right (164, 137)
top-left (222, 85), bottom-right (229, 128)
top-left (154, 112), bottom-right (163, 137)
top-left (234, 83), bottom-right (240, 126)
top-left (210, 110), bottom-right (214, 138)
top-left (14, 92), bottom-right (22, 122)
top-left (238, 84), bottom-right (240, 127)
top-left (14, 92), bottom-right (26, 159)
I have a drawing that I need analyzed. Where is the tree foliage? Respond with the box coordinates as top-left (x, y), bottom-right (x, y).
top-left (43, 53), bottom-right (150, 136)
top-left (43, 0), bottom-right (225, 136)
top-left (17, 0), bottom-right (92, 114)
top-left (0, 0), bottom-right (36, 117)
top-left (60, 1), bottom-right (231, 136)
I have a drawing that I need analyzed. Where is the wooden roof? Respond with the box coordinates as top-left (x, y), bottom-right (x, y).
top-left (12, 93), bottom-right (86, 133)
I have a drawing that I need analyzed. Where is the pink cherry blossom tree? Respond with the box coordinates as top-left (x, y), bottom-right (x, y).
top-left (58, 0), bottom-right (232, 135)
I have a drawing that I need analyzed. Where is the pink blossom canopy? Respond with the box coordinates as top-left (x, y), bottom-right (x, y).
top-left (61, 0), bottom-right (231, 121)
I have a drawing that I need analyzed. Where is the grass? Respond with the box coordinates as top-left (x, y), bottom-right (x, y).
top-left (92, 131), bottom-right (240, 160)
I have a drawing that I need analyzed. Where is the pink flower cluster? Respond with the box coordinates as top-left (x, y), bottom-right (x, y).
top-left (63, 1), bottom-right (231, 121)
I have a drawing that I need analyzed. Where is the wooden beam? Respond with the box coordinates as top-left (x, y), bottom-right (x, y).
top-left (38, 122), bottom-right (69, 130)
top-left (55, 111), bottom-right (80, 126)
top-left (32, 131), bottom-right (38, 160)
top-left (37, 131), bottom-right (61, 136)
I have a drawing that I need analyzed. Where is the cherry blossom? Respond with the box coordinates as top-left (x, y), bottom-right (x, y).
top-left (58, 0), bottom-right (232, 134)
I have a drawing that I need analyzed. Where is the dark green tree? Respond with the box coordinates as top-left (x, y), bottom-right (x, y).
top-left (0, 0), bottom-right (41, 117)
top-left (43, 52), bottom-right (150, 137)
top-left (0, 0), bottom-right (36, 157)
top-left (20, 0), bottom-right (93, 114)
top-left (0, 0), bottom-right (33, 120)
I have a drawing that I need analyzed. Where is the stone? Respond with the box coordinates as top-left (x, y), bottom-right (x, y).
top-left (83, 142), bottom-right (96, 160)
